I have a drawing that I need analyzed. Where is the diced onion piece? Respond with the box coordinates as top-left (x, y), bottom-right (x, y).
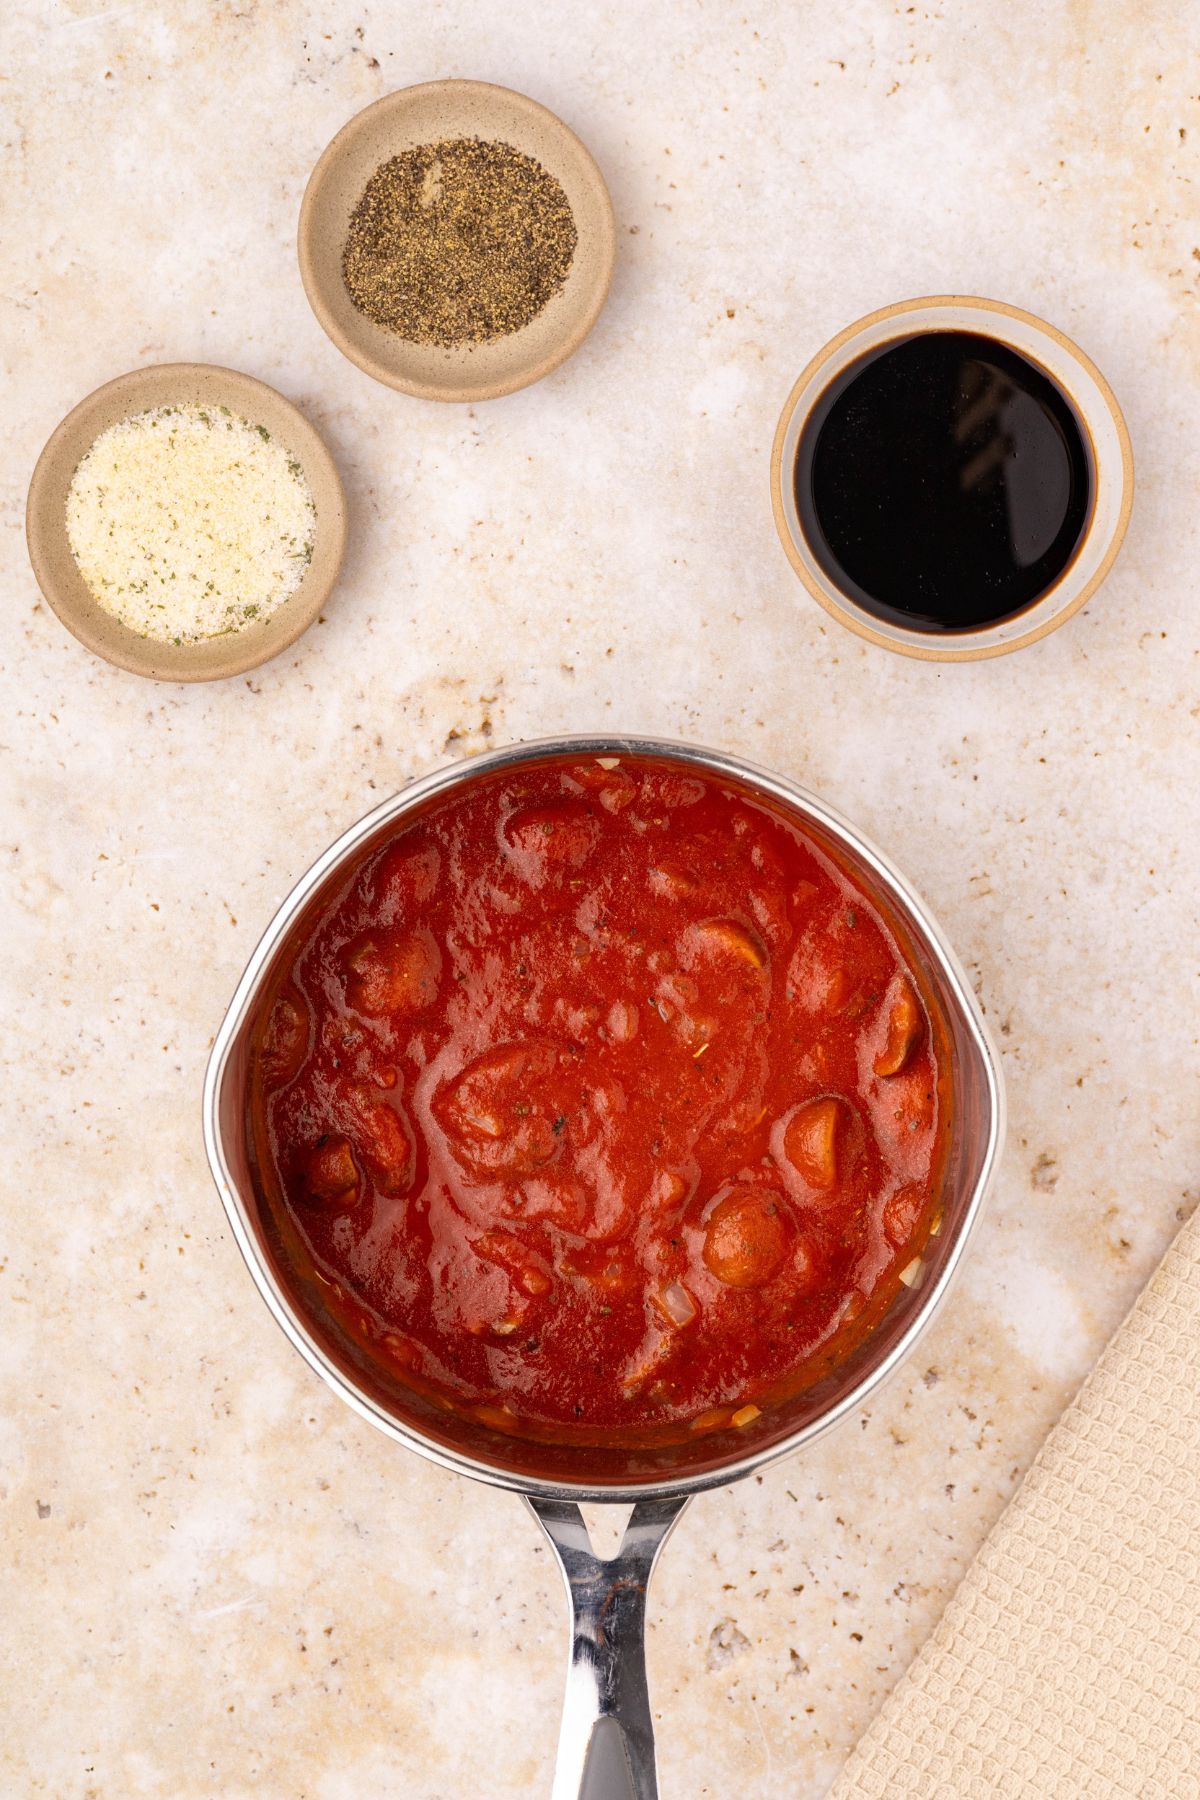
top-left (690, 1407), bottom-right (733, 1432)
top-left (474, 1402), bottom-right (520, 1433)
top-left (596, 757), bottom-right (620, 770)
top-left (654, 1280), bottom-right (698, 1328)
top-left (732, 1404), bottom-right (761, 1428)
top-left (898, 1257), bottom-right (925, 1288)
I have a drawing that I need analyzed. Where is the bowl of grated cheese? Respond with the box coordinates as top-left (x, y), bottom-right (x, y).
top-left (26, 363), bottom-right (347, 682)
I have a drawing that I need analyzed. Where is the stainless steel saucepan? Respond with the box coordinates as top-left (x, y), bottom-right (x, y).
top-left (203, 734), bottom-right (1004, 1800)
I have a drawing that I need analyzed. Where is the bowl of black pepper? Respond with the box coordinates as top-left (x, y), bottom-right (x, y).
top-left (299, 80), bottom-right (616, 403)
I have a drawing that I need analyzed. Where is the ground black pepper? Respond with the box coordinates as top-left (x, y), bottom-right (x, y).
top-left (342, 137), bottom-right (577, 347)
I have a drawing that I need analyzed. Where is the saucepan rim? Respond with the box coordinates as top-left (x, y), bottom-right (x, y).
top-left (202, 732), bottom-right (1005, 1502)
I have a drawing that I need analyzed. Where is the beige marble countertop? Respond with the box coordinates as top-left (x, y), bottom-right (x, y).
top-left (3, 3), bottom-right (1198, 1796)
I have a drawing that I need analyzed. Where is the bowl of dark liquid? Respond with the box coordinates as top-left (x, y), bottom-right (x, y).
top-left (771, 297), bottom-right (1133, 660)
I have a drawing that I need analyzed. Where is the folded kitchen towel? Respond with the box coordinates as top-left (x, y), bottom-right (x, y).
top-left (830, 1204), bottom-right (1200, 1800)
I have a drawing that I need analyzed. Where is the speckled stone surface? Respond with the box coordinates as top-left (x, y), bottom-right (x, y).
top-left (3, 4), bottom-right (1198, 1797)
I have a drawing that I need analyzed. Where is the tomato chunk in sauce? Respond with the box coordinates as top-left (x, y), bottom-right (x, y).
top-left (249, 756), bottom-right (950, 1445)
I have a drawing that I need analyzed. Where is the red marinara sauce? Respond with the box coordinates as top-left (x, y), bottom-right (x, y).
top-left (249, 755), bottom-right (950, 1445)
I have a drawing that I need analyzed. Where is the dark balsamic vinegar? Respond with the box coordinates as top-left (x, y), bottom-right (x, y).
top-left (794, 330), bottom-right (1094, 633)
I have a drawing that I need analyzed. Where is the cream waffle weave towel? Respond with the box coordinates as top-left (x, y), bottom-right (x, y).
top-left (831, 1207), bottom-right (1200, 1799)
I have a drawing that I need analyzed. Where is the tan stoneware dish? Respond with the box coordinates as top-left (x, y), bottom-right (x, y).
top-left (26, 362), bottom-right (347, 683)
top-left (298, 79), bottom-right (616, 402)
top-left (771, 295), bottom-right (1135, 662)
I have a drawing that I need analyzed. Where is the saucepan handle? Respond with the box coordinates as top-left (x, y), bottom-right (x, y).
top-left (526, 1493), bottom-right (690, 1800)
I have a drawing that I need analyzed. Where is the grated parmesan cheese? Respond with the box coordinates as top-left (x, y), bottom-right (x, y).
top-left (65, 404), bottom-right (317, 645)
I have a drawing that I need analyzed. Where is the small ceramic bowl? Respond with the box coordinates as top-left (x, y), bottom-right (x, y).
top-left (298, 80), bottom-right (616, 402)
top-left (26, 363), bottom-right (346, 683)
top-left (771, 296), bottom-right (1134, 662)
